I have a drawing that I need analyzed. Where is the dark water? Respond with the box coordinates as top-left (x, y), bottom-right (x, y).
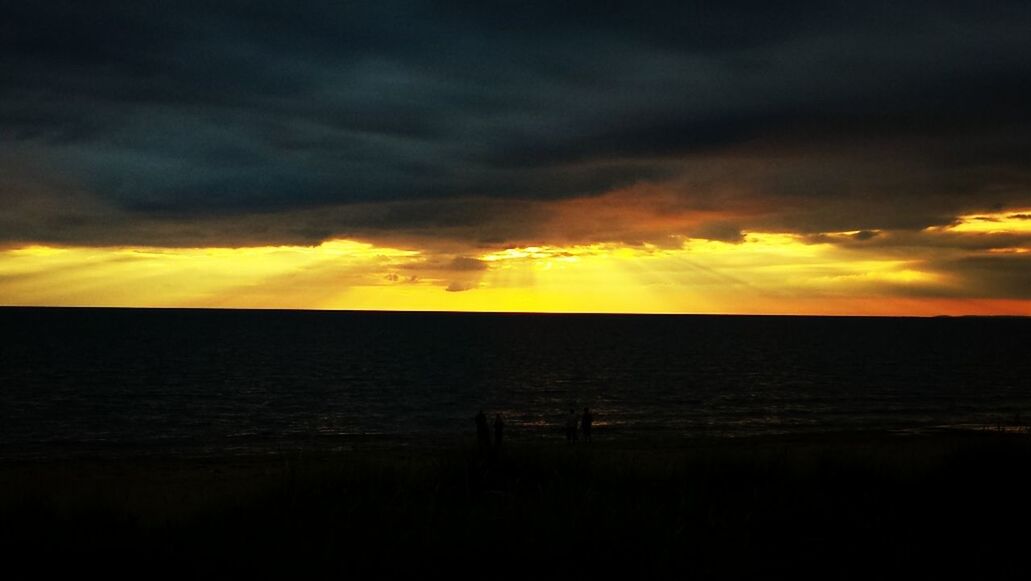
top-left (1, 308), bottom-right (1028, 458)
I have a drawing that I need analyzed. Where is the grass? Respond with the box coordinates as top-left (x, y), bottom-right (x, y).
top-left (3, 431), bottom-right (1031, 578)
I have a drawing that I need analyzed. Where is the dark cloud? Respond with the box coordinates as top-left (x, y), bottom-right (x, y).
top-left (2, 1), bottom-right (1031, 249)
top-left (931, 255), bottom-right (1031, 300)
top-left (810, 230), bottom-right (1031, 254)
top-left (397, 255), bottom-right (489, 272)
top-left (687, 222), bottom-right (745, 244)
top-left (445, 281), bottom-right (477, 292)
top-left (449, 257), bottom-right (488, 271)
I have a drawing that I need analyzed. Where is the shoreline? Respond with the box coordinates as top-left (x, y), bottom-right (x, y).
top-left (2, 421), bottom-right (1026, 461)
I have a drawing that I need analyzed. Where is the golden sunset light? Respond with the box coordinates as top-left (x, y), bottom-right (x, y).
top-left (4, 210), bottom-right (1028, 315)
top-left (5, 4), bottom-right (1031, 577)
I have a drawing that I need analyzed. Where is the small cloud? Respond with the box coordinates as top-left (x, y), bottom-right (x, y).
top-left (398, 256), bottom-right (489, 272)
top-left (387, 273), bottom-right (418, 283)
top-left (852, 230), bottom-right (880, 241)
top-left (446, 281), bottom-right (476, 292)
top-left (449, 256), bottom-right (488, 271)
top-left (690, 222), bottom-right (745, 243)
top-left (1009, 213), bottom-right (1031, 220)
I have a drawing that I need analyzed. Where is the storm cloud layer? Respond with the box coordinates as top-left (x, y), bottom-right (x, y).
top-left (3, 1), bottom-right (1031, 257)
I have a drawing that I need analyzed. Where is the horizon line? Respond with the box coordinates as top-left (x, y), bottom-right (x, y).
top-left (1, 304), bottom-right (1026, 319)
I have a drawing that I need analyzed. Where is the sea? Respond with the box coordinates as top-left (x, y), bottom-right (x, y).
top-left (1, 307), bottom-right (1028, 459)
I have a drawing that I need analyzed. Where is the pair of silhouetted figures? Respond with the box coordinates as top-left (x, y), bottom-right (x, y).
top-left (475, 410), bottom-right (504, 451)
top-left (566, 407), bottom-right (593, 443)
top-left (475, 407), bottom-right (593, 447)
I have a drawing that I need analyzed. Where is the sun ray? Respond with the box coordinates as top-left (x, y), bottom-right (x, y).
top-left (1, 222), bottom-right (1028, 316)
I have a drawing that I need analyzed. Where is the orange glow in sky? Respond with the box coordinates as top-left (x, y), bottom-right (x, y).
top-left (3, 209), bottom-right (1028, 316)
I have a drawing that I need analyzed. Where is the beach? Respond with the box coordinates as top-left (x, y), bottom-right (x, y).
top-left (6, 1), bottom-right (1031, 576)
top-left (3, 428), bottom-right (1030, 577)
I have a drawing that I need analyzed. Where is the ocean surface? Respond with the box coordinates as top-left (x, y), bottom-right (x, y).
top-left (1, 308), bottom-right (1029, 459)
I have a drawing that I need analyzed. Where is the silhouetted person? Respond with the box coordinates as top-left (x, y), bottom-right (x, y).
top-left (493, 413), bottom-right (504, 449)
top-left (566, 408), bottom-right (579, 443)
top-left (582, 407), bottom-right (593, 443)
top-left (475, 410), bottom-right (491, 450)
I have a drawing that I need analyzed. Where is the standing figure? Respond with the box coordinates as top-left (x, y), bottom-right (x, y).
top-left (566, 408), bottom-right (579, 443)
top-left (581, 407), bottom-right (593, 443)
top-left (494, 413), bottom-right (504, 449)
top-left (476, 410), bottom-right (491, 450)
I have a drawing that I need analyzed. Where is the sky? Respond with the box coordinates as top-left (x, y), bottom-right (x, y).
top-left (2, 1), bottom-right (1030, 315)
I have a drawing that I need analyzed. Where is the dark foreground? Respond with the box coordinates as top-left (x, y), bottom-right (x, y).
top-left (3, 430), bottom-right (1030, 578)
